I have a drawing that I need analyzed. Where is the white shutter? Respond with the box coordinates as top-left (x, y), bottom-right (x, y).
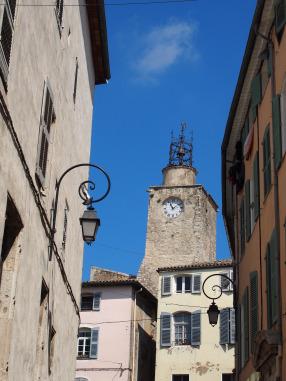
top-left (230, 308), bottom-right (236, 344)
top-left (162, 276), bottom-right (171, 296)
top-left (229, 270), bottom-right (234, 291)
top-left (220, 308), bottom-right (230, 344)
top-left (191, 310), bottom-right (201, 345)
top-left (90, 328), bottom-right (99, 358)
top-left (93, 294), bottom-right (101, 311)
top-left (160, 312), bottom-right (172, 347)
top-left (192, 274), bottom-right (201, 293)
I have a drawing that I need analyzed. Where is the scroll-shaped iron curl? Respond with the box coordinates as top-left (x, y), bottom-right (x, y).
top-left (79, 181), bottom-right (96, 206)
top-left (202, 273), bottom-right (234, 303)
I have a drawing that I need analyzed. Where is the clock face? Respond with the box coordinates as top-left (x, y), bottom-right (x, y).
top-left (163, 197), bottom-right (184, 218)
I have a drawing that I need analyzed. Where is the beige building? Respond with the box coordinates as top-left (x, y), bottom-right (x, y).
top-left (156, 261), bottom-right (235, 381)
top-left (0, 1), bottom-right (109, 381)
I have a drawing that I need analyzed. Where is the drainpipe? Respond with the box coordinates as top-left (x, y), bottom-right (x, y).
top-left (130, 287), bottom-right (143, 381)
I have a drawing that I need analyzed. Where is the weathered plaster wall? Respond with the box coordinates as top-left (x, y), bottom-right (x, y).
top-left (76, 286), bottom-right (133, 381)
top-left (0, 3), bottom-right (95, 381)
top-left (155, 268), bottom-right (235, 381)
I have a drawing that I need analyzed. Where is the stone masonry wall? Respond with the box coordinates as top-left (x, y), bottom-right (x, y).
top-left (138, 185), bottom-right (217, 296)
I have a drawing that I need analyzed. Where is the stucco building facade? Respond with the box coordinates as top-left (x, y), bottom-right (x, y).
top-left (75, 267), bottom-right (157, 381)
top-left (155, 261), bottom-right (235, 381)
top-left (0, 1), bottom-right (110, 380)
top-left (222, 1), bottom-right (286, 380)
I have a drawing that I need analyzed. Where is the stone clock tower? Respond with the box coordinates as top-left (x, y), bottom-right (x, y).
top-left (138, 126), bottom-right (217, 296)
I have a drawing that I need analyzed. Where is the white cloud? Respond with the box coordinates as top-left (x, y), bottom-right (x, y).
top-left (132, 20), bottom-right (198, 82)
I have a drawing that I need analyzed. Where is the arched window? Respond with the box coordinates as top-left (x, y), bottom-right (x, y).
top-left (75, 378), bottom-right (88, 381)
top-left (173, 312), bottom-right (191, 345)
top-left (77, 327), bottom-right (99, 359)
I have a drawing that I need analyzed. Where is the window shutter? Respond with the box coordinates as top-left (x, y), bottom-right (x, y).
top-left (267, 45), bottom-right (273, 77)
top-left (263, 128), bottom-right (271, 196)
top-left (221, 272), bottom-right (230, 291)
top-left (245, 180), bottom-right (251, 241)
top-left (90, 328), bottom-right (99, 358)
top-left (243, 288), bottom-right (249, 363)
top-left (250, 271), bottom-right (258, 351)
top-left (192, 274), bottom-right (201, 293)
top-left (272, 95), bottom-right (282, 169)
top-left (191, 310), bottom-right (201, 345)
top-left (253, 152), bottom-right (259, 221)
top-left (230, 308), bottom-right (236, 344)
top-left (93, 294), bottom-right (101, 311)
top-left (266, 243), bottom-right (272, 327)
top-left (237, 304), bottom-right (241, 371)
top-left (220, 308), bottom-right (229, 345)
top-left (162, 276), bottom-right (171, 296)
top-left (160, 312), bottom-right (172, 347)
top-left (240, 197), bottom-right (245, 255)
top-left (270, 229), bottom-right (279, 325)
top-left (251, 73), bottom-right (262, 115)
top-left (275, 0), bottom-right (286, 35)
top-left (229, 270), bottom-right (234, 290)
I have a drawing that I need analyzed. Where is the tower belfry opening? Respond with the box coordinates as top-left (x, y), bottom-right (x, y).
top-left (169, 123), bottom-right (193, 167)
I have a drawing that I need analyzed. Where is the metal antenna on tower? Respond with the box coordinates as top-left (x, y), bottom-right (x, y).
top-left (168, 123), bottom-right (193, 167)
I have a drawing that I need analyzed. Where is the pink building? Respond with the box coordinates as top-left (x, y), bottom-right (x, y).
top-left (75, 267), bottom-right (157, 381)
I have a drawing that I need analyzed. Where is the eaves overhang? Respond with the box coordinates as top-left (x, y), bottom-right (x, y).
top-left (87, 0), bottom-right (111, 85)
top-left (221, 0), bottom-right (274, 254)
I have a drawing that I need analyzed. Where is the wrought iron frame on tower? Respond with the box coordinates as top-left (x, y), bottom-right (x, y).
top-left (168, 123), bottom-right (193, 167)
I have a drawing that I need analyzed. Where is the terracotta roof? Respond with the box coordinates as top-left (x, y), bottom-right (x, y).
top-left (82, 277), bottom-right (157, 304)
top-left (89, 266), bottom-right (134, 282)
top-left (157, 259), bottom-right (233, 272)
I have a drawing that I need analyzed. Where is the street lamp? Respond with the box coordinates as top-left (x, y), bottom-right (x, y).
top-left (202, 273), bottom-right (235, 327)
top-left (50, 163), bottom-right (111, 258)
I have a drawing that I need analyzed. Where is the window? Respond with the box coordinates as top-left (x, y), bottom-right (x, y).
top-left (266, 229), bottom-right (279, 327)
top-left (55, 0), bottom-right (64, 29)
top-left (160, 311), bottom-right (201, 347)
top-left (251, 73), bottom-right (262, 121)
top-left (175, 274), bottom-right (201, 294)
top-left (73, 57), bottom-right (79, 104)
top-left (81, 294), bottom-right (101, 311)
top-left (172, 375), bottom-right (189, 381)
top-left (75, 378), bottom-right (89, 381)
top-left (222, 374), bottom-right (234, 381)
top-left (77, 328), bottom-right (99, 359)
top-left (220, 270), bottom-right (233, 292)
top-left (0, 0), bottom-right (17, 87)
top-left (174, 313), bottom-right (191, 345)
top-left (0, 195), bottom-right (23, 287)
top-left (220, 308), bottom-right (235, 345)
top-left (272, 95), bottom-right (282, 169)
top-left (262, 127), bottom-right (271, 196)
top-left (36, 81), bottom-right (55, 185)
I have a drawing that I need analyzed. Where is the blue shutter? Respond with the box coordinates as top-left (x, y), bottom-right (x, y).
top-left (191, 310), bottom-right (201, 345)
top-left (250, 271), bottom-right (258, 352)
top-left (253, 152), bottom-right (259, 221)
top-left (270, 229), bottom-right (279, 325)
top-left (93, 294), bottom-right (101, 311)
top-left (90, 328), bottom-right (99, 358)
top-left (192, 274), bottom-right (201, 293)
top-left (220, 308), bottom-right (229, 344)
top-left (251, 73), bottom-right (262, 120)
top-left (162, 276), bottom-right (171, 296)
top-left (245, 180), bottom-right (251, 241)
top-left (230, 308), bottom-right (236, 344)
top-left (161, 313), bottom-right (172, 347)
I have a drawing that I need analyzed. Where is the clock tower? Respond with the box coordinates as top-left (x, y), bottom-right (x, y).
top-left (138, 125), bottom-right (217, 296)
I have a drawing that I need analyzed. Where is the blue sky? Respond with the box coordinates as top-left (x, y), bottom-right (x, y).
top-left (82, 0), bottom-right (256, 280)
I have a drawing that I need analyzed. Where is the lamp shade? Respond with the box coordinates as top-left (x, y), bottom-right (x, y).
top-left (207, 301), bottom-right (220, 327)
top-left (79, 208), bottom-right (100, 244)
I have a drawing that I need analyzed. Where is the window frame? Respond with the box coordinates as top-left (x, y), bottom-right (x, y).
top-left (77, 327), bottom-right (99, 359)
top-left (173, 312), bottom-right (192, 345)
